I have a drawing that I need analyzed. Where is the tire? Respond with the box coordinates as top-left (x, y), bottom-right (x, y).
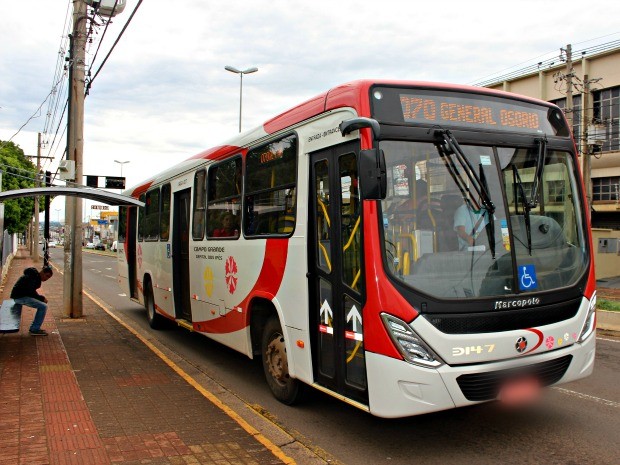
top-left (145, 280), bottom-right (164, 329)
top-left (261, 316), bottom-right (303, 405)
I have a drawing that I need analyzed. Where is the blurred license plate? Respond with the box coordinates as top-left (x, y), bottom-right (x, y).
top-left (498, 377), bottom-right (540, 405)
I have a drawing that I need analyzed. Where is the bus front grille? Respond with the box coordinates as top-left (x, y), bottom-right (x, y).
top-left (425, 298), bottom-right (581, 334)
top-left (456, 355), bottom-right (573, 402)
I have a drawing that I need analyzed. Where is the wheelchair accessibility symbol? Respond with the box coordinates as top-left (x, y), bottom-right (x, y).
top-left (519, 265), bottom-right (538, 291)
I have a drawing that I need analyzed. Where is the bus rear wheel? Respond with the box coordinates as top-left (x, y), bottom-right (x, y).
top-left (145, 280), bottom-right (164, 329)
top-left (261, 316), bottom-right (303, 405)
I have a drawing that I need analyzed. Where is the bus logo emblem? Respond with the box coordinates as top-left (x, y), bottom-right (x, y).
top-left (515, 336), bottom-right (528, 353)
top-left (225, 256), bottom-right (238, 294)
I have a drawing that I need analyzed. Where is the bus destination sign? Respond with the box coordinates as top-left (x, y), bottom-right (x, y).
top-left (399, 93), bottom-right (549, 133)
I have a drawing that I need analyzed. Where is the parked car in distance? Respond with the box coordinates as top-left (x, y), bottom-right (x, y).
top-left (85, 242), bottom-right (96, 249)
top-left (95, 243), bottom-right (106, 251)
top-left (48, 241), bottom-right (57, 248)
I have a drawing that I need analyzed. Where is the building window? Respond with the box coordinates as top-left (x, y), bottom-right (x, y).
top-left (593, 176), bottom-right (620, 202)
top-left (592, 86), bottom-right (620, 152)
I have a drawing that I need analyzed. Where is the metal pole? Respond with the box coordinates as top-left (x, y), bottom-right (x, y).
top-left (239, 73), bottom-right (243, 133)
top-left (33, 133), bottom-right (41, 262)
top-left (44, 171), bottom-right (51, 266)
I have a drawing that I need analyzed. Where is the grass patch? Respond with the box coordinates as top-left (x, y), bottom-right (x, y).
top-left (598, 299), bottom-right (620, 312)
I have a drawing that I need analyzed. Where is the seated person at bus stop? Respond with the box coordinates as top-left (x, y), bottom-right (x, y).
top-left (453, 200), bottom-right (489, 250)
top-left (212, 212), bottom-right (238, 237)
top-left (10, 266), bottom-right (54, 336)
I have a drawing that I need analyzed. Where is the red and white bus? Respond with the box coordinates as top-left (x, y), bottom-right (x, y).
top-left (117, 80), bottom-right (596, 418)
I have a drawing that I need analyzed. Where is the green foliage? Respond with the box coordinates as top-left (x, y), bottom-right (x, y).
top-left (0, 140), bottom-right (36, 234)
top-left (598, 298), bottom-right (620, 312)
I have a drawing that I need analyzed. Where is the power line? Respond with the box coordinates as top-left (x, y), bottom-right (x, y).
top-left (86, 0), bottom-right (144, 96)
top-left (2, 73), bottom-right (66, 146)
top-left (88, 0), bottom-right (121, 71)
top-left (472, 39), bottom-right (620, 87)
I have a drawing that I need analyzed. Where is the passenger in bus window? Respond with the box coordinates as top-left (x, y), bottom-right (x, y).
top-left (213, 212), bottom-right (239, 238)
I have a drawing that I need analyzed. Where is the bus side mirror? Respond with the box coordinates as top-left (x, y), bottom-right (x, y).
top-left (359, 149), bottom-right (387, 200)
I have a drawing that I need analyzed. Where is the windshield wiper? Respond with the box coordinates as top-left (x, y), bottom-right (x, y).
top-left (434, 129), bottom-right (495, 216)
top-left (528, 136), bottom-right (547, 209)
top-left (513, 165), bottom-right (532, 255)
top-left (479, 164), bottom-right (496, 259)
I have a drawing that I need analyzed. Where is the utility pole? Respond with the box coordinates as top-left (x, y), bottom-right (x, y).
top-left (64, 0), bottom-right (87, 318)
top-left (33, 133), bottom-right (41, 262)
top-left (581, 75), bottom-right (593, 219)
top-left (44, 171), bottom-right (51, 266)
top-left (564, 44), bottom-right (574, 130)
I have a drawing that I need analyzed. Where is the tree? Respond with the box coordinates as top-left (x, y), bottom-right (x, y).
top-left (0, 141), bottom-right (36, 234)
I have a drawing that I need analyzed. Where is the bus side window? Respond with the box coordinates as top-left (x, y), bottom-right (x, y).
top-left (244, 134), bottom-right (297, 237)
top-left (137, 194), bottom-right (146, 241)
top-left (192, 170), bottom-right (206, 240)
top-left (145, 187), bottom-right (160, 241)
top-left (160, 184), bottom-right (171, 241)
top-left (206, 157), bottom-right (241, 239)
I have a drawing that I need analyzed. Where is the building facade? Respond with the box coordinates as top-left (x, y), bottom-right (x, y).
top-left (478, 41), bottom-right (620, 230)
top-left (478, 40), bottom-right (620, 278)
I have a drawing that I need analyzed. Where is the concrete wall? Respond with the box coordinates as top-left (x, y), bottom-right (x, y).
top-left (591, 228), bottom-right (620, 279)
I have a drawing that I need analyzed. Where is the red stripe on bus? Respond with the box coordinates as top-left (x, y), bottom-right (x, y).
top-left (131, 180), bottom-right (154, 198)
top-left (195, 238), bottom-right (288, 334)
top-left (187, 145), bottom-right (243, 161)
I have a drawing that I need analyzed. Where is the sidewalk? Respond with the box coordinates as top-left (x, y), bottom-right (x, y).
top-left (0, 249), bottom-right (300, 465)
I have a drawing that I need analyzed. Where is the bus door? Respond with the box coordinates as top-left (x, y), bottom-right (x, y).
top-left (308, 141), bottom-right (368, 405)
top-left (126, 207), bottom-right (139, 299)
top-left (172, 188), bottom-right (192, 321)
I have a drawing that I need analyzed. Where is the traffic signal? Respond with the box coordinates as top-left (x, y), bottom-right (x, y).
top-left (86, 175), bottom-right (99, 188)
top-left (105, 176), bottom-right (125, 189)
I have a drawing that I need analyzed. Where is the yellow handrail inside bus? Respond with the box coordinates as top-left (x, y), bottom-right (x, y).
top-left (350, 269), bottom-right (361, 290)
top-left (400, 233), bottom-right (418, 262)
top-left (346, 341), bottom-right (362, 363)
top-left (318, 241), bottom-right (332, 271)
top-left (342, 216), bottom-right (361, 252)
top-left (318, 198), bottom-right (331, 227)
top-left (402, 252), bottom-right (410, 275)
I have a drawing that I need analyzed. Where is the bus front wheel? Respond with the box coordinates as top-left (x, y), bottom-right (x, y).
top-left (261, 316), bottom-right (303, 405)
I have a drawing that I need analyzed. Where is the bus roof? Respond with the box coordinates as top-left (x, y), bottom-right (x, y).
top-left (125, 79), bottom-right (559, 198)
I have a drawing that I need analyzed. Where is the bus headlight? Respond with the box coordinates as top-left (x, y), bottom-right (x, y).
top-left (578, 292), bottom-right (596, 343)
top-left (381, 313), bottom-right (443, 368)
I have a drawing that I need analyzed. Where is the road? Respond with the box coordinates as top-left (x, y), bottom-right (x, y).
top-left (48, 248), bottom-right (620, 465)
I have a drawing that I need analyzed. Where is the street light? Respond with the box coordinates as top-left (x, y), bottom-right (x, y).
top-left (114, 159), bottom-right (130, 178)
top-left (224, 65), bottom-right (258, 132)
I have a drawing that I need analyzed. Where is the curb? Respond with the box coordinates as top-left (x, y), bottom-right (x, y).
top-left (597, 309), bottom-right (620, 332)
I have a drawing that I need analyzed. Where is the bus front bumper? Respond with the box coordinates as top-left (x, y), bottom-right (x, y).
top-left (365, 331), bottom-right (596, 418)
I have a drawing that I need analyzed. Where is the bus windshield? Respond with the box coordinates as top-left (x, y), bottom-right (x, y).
top-left (380, 140), bottom-right (588, 300)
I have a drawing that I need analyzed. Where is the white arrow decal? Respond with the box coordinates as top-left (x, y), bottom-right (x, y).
top-left (346, 305), bottom-right (362, 332)
top-left (320, 300), bottom-right (333, 325)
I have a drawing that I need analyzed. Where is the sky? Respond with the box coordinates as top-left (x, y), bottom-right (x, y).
top-left (1, 0), bottom-right (619, 221)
